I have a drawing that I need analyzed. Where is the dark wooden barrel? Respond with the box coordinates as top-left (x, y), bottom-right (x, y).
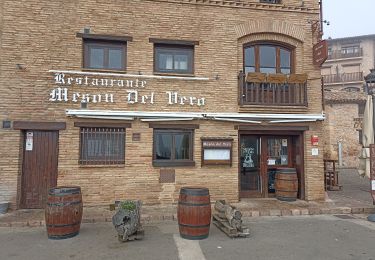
top-left (45, 186), bottom-right (83, 239)
top-left (275, 168), bottom-right (298, 201)
top-left (177, 187), bottom-right (211, 240)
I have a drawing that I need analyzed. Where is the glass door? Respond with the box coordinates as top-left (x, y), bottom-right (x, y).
top-left (239, 135), bottom-right (262, 197)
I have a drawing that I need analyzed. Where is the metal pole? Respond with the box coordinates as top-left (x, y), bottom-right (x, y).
top-left (367, 85), bottom-right (375, 222)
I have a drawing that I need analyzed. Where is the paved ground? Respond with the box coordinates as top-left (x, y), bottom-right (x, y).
top-left (327, 168), bottom-right (373, 208)
top-left (1, 215), bottom-right (375, 260)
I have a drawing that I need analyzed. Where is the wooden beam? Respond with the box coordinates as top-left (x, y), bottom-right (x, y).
top-left (13, 121), bottom-right (66, 130)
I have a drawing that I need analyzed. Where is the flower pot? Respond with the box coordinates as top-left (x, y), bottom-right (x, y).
top-left (0, 202), bottom-right (9, 214)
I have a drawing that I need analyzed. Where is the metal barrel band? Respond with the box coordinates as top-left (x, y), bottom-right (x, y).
top-left (48, 231), bottom-right (79, 240)
top-left (46, 200), bottom-right (82, 207)
top-left (178, 223), bottom-right (211, 228)
top-left (180, 233), bottom-right (209, 240)
top-left (178, 201), bottom-right (210, 206)
top-left (47, 221), bottom-right (81, 228)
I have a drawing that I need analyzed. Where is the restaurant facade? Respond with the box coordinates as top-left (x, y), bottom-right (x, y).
top-left (0, 0), bottom-right (326, 209)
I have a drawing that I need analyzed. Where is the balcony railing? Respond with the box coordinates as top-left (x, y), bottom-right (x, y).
top-left (327, 48), bottom-right (363, 60)
top-left (322, 72), bottom-right (363, 84)
top-left (238, 72), bottom-right (308, 106)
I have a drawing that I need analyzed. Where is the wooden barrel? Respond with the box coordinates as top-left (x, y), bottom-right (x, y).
top-left (45, 186), bottom-right (83, 239)
top-left (177, 187), bottom-right (211, 240)
top-left (275, 168), bottom-right (298, 201)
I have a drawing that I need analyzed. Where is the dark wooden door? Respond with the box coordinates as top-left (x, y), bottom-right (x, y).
top-left (21, 130), bottom-right (59, 209)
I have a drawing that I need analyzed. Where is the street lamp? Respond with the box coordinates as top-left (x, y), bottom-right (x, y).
top-left (364, 69), bottom-right (375, 222)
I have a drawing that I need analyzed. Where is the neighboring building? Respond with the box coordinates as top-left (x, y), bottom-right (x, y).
top-left (323, 35), bottom-right (375, 167)
top-left (322, 34), bottom-right (375, 92)
top-left (0, 0), bottom-right (325, 209)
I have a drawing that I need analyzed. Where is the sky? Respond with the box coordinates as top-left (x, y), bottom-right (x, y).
top-left (322, 0), bottom-right (374, 39)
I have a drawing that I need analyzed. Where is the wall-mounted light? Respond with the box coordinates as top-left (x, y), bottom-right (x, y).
top-left (215, 73), bottom-right (219, 80)
top-left (84, 27), bottom-right (91, 34)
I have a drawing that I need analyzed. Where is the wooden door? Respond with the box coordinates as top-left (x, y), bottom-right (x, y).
top-left (21, 130), bottom-right (59, 209)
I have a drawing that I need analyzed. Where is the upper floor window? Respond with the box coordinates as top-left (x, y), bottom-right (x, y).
top-left (84, 40), bottom-right (126, 71)
top-left (244, 43), bottom-right (293, 75)
top-left (77, 33), bottom-right (133, 71)
top-left (154, 44), bottom-right (194, 74)
top-left (150, 38), bottom-right (198, 75)
top-left (341, 45), bottom-right (360, 55)
top-left (260, 0), bottom-right (281, 4)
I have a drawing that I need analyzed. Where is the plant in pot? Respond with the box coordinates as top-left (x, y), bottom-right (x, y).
top-left (112, 200), bottom-right (143, 242)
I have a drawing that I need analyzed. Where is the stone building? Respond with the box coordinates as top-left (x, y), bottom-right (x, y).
top-left (0, 0), bottom-right (325, 209)
top-left (323, 34), bottom-right (375, 167)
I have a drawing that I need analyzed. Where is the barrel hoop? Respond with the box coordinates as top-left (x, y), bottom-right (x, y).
top-left (48, 190), bottom-right (81, 196)
top-left (276, 196), bottom-right (297, 201)
top-left (47, 221), bottom-right (81, 228)
top-left (178, 223), bottom-right (210, 228)
top-left (276, 189), bottom-right (297, 192)
top-left (49, 187), bottom-right (81, 195)
top-left (180, 233), bottom-right (209, 240)
top-left (46, 200), bottom-right (82, 207)
top-left (180, 188), bottom-right (209, 196)
top-left (48, 231), bottom-right (79, 240)
top-left (178, 201), bottom-right (210, 206)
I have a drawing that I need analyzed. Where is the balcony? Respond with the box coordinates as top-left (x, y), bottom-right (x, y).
top-left (238, 72), bottom-right (308, 106)
top-left (327, 48), bottom-right (363, 60)
top-left (322, 72), bottom-right (363, 84)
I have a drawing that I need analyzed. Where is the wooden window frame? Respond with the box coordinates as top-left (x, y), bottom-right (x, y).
top-left (243, 41), bottom-right (295, 74)
top-left (83, 39), bottom-right (127, 71)
top-left (78, 126), bottom-right (126, 166)
top-left (153, 44), bottom-right (194, 75)
top-left (153, 129), bottom-right (195, 167)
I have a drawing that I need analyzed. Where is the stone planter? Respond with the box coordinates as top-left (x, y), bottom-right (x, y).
top-left (112, 200), bottom-right (144, 242)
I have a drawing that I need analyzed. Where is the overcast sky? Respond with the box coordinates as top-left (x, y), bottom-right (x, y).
top-left (322, 0), bottom-right (374, 39)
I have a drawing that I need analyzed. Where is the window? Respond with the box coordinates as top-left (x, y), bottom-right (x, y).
top-left (260, 0), bottom-right (281, 4)
top-left (79, 127), bottom-right (125, 165)
top-left (244, 43), bottom-right (293, 74)
top-left (83, 40), bottom-right (126, 71)
top-left (153, 129), bottom-right (194, 166)
top-left (341, 45), bottom-right (360, 54)
top-left (154, 44), bottom-right (194, 74)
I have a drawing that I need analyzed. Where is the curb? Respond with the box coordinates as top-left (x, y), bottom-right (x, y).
top-left (1, 206), bottom-right (375, 228)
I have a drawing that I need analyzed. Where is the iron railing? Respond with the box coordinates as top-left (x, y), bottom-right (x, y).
top-left (327, 48), bottom-right (363, 60)
top-left (322, 72), bottom-right (363, 84)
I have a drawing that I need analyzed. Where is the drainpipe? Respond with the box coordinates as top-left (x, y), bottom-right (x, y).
top-left (338, 141), bottom-right (343, 167)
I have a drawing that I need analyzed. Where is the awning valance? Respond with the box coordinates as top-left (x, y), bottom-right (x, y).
top-left (66, 109), bottom-right (325, 124)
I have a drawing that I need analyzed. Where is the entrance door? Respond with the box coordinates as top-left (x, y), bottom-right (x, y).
top-left (239, 135), bottom-right (262, 197)
top-left (239, 132), bottom-right (304, 199)
top-left (21, 130), bottom-right (59, 209)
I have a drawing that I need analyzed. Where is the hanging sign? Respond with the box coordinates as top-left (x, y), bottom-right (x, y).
top-left (26, 132), bottom-right (33, 151)
top-left (369, 144), bottom-right (375, 203)
top-left (313, 40), bottom-right (328, 66)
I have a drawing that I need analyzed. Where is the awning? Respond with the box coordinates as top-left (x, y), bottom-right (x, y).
top-left (66, 109), bottom-right (325, 124)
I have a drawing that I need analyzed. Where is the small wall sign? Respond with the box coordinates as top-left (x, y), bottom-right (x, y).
top-left (26, 131), bottom-right (33, 151)
top-left (313, 40), bottom-right (328, 66)
top-left (201, 138), bottom-right (233, 166)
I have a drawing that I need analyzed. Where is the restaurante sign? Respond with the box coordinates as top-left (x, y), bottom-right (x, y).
top-left (49, 72), bottom-right (206, 106)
